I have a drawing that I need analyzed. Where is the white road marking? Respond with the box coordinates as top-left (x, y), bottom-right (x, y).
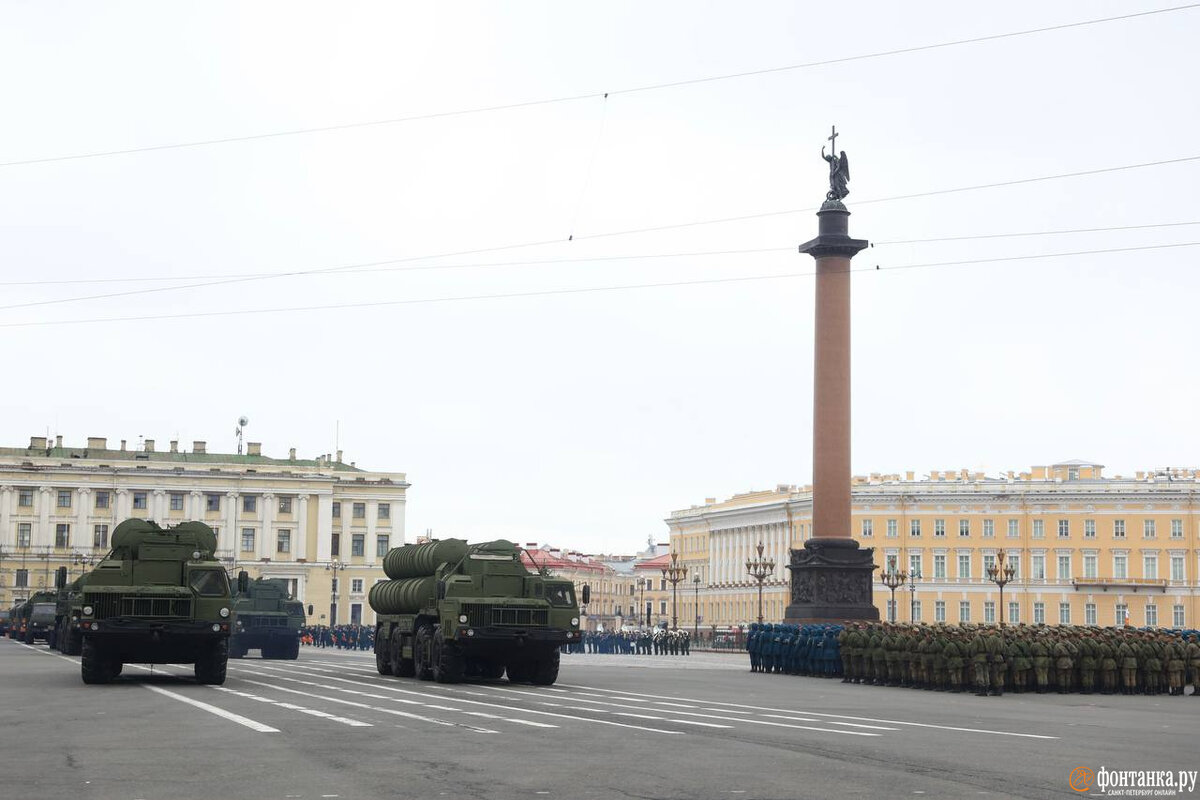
top-left (141, 685), bottom-right (279, 733)
top-left (212, 688), bottom-right (372, 727)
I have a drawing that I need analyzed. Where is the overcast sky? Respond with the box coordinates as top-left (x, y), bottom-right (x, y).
top-left (2, 2), bottom-right (1197, 555)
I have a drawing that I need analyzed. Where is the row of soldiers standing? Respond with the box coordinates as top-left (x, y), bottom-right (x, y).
top-left (836, 623), bottom-right (1200, 697)
top-left (300, 624), bottom-right (374, 650)
top-left (746, 623), bottom-right (842, 676)
top-left (566, 628), bottom-right (691, 655)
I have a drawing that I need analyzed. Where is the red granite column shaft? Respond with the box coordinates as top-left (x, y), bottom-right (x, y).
top-left (812, 251), bottom-right (852, 540)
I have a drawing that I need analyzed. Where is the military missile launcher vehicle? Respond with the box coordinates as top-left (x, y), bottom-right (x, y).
top-left (50, 568), bottom-right (89, 655)
top-left (371, 538), bottom-right (586, 685)
top-left (76, 519), bottom-right (241, 685)
top-left (229, 575), bottom-right (307, 659)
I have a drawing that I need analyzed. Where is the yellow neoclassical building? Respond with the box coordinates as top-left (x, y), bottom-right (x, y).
top-left (0, 434), bottom-right (408, 627)
top-left (667, 461), bottom-right (1200, 630)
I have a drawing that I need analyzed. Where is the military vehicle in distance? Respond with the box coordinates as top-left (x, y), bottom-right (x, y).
top-left (229, 575), bottom-right (307, 659)
top-left (5, 602), bottom-right (24, 639)
top-left (9, 591), bottom-right (56, 643)
top-left (76, 519), bottom-right (242, 685)
top-left (371, 538), bottom-right (586, 685)
top-left (49, 568), bottom-right (90, 655)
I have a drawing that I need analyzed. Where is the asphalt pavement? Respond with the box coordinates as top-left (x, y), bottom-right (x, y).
top-left (2, 637), bottom-right (1197, 800)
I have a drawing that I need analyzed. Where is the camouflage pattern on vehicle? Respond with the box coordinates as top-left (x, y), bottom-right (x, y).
top-left (76, 519), bottom-right (239, 685)
top-left (230, 575), bottom-right (307, 659)
top-left (371, 539), bottom-right (585, 685)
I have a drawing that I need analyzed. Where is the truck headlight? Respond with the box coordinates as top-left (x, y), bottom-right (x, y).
top-left (212, 624), bottom-right (221, 632)
top-left (83, 606), bottom-right (94, 616)
top-left (458, 614), bottom-right (468, 624)
top-left (571, 617), bottom-right (579, 627)
top-left (219, 608), bottom-right (230, 618)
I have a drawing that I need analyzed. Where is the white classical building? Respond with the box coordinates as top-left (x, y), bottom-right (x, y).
top-left (0, 434), bottom-right (408, 626)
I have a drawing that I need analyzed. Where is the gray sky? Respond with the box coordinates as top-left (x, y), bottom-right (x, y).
top-left (2, 2), bottom-right (1197, 555)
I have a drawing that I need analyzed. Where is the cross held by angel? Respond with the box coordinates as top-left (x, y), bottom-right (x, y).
top-left (821, 125), bottom-right (850, 202)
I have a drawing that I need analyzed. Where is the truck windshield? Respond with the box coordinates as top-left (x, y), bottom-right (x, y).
top-left (545, 585), bottom-right (575, 607)
top-left (189, 570), bottom-right (229, 597)
top-left (32, 604), bottom-right (56, 615)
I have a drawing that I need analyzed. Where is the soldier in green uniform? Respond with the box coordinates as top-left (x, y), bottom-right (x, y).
top-left (1186, 633), bottom-right (1200, 697)
top-left (1009, 627), bottom-right (1031, 693)
top-left (1117, 631), bottom-right (1139, 694)
top-left (1031, 629), bottom-right (1052, 693)
top-left (1078, 629), bottom-right (1098, 694)
top-left (985, 625), bottom-right (1006, 697)
top-left (1097, 631), bottom-right (1118, 695)
top-left (931, 627), bottom-right (948, 691)
top-left (1053, 631), bottom-right (1074, 693)
top-left (1165, 632), bottom-right (1186, 696)
top-left (943, 629), bottom-right (965, 693)
top-left (969, 625), bottom-right (990, 697)
top-left (1144, 632), bottom-right (1163, 695)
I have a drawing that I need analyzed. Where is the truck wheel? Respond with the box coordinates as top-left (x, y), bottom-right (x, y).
top-left (67, 628), bottom-right (83, 656)
top-left (229, 641), bottom-right (246, 659)
top-left (414, 626), bottom-right (434, 681)
top-left (393, 633), bottom-right (415, 678)
top-left (531, 650), bottom-right (561, 686)
top-left (195, 639), bottom-right (229, 685)
top-left (480, 662), bottom-right (505, 680)
top-left (24, 628), bottom-right (34, 645)
top-left (376, 644), bottom-right (393, 675)
top-left (283, 637), bottom-right (299, 660)
top-left (47, 628), bottom-right (58, 651)
top-left (431, 629), bottom-right (464, 684)
top-left (81, 639), bottom-right (115, 685)
top-left (506, 660), bottom-right (532, 683)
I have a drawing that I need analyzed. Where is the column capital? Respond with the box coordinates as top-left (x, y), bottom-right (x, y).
top-left (226, 491), bottom-right (239, 498)
top-left (190, 490), bottom-right (203, 497)
top-left (76, 487), bottom-right (91, 495)
top-left (0, 485), bottom-right (11, 493)
top-left (152, 489), bottom-right (166, 496)
top-left (263, 492), bottom-right (275, 500)
top-left (297, 494), bottom-right (310, 502)
top-left (116, 488), bottom-right (129, 496)
top-left (39, 486), bottom-right (53, 494)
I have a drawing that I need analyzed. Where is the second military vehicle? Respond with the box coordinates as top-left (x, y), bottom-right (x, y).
top-left (230, 575), bottom-right (307, 659)
top-left (75, 519), bottom-right (241, 685)
top-left (371, 538), bottom-right (586, 685)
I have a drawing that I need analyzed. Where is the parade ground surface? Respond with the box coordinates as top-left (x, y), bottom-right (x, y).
top-left (3, 638), bottom-right (1197, 800)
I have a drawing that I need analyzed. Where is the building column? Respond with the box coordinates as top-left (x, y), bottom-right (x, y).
top-left (0, 486), bottom-right (10, 547)
top-left (316, 494), bottom-right (333, 562)
top-left (296, 494), bottom-right (310, 561)
top-left (224, 492), bottom-right (238, 557)
top-left (74, 488), bottom-right (91, 550)
top-left (260, 493), bottom-right (275, 560)
top-left (36, 486), bottom-right (52, 548)
top-left (366, 500), bottom-right (378, 566)
top-left (115, 489), bottom-right (129, 524)
top-left (189, 490), bottom-right (203, 522)
top-left (152, 489), bottom-right (166, 525)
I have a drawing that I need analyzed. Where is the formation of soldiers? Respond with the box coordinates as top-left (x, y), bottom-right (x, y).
top-left (300, 624), bottom-right (374, 650)
top-left (566, 628), bottom-right (691, 655)
top-left (749, 621), bottom-right (1200, 697)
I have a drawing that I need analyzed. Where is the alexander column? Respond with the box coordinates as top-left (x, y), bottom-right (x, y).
top-left (785, 127), bottom-right (879, 623)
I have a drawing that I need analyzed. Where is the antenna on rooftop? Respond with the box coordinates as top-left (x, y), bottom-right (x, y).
top-left (236, 415), bottom-right (249, 455)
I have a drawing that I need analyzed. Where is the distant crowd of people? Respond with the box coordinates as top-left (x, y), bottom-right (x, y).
top-left (301, 624), bottom-right (374, 650)
top-left (564, 628), bottom-right (691, 655)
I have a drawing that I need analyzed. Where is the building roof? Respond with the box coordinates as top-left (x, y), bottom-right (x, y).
top-left (634, 553), bottom-right (674, 571)
top-left (520, 547), bottom-right (608, 574)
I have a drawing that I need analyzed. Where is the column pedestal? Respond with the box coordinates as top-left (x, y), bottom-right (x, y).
top-left (784, 538), bottom-right (879, 623)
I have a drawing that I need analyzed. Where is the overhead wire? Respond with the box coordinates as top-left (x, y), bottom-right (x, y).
top-left (0, 4), bottom-right (1195, 169)
top-left (871, 220), bottom-right (1200, 246)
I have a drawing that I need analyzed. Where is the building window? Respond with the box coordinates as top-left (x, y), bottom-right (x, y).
top-left (982, 519), bottom-right (994, 538)
top-left (243, 496), bottom-right (257, 513)
top-left (241, 529), bottom-right (255, 552)
top-left (1031, 555), bottom-right (1045, 581)
top-left (57, 490), bottom-right (72, 508)
top-left (1113, 519), bottom-right (1125, 538)
top-left (278, 496), bottom-right (293, 514)
top-left (886, 599), bottom-right (896, 621)
top-left (909, 553), bottom-right (921, 576)
top-left (1085, 603), bottom-right (1097, 626)
top-left (1033, 602), bottom-right (1045, 624)
top-left (332, 501), bottom-right (341, 518)
top-left (910, 519), bottom-right (921, 537)
top-left (1113, 553), bottom-right (1128, 579)
top-left (331, 533), bottom-right (340, 557)
top-left (169, 493), bottom-right (184, 511)
top-left (54, 524), bottom-right (70, 548)
top-left (1171, 519), bottom-right (1183, 539)
top-left (958, 601), bottom-right (970, 623)
top-left (1171, 555), bottom-right (1185, 582)
top-left (934, 600), bottom-right (946, 622)
top-left (984, 601), bottom-right (995, 623)
top-left (206, 494), bottom-right (221, 512)
top-left (1008, 602), bottom-right (1020, 624)
top-left (1006, 519), bottom-right (1019, 538)
top-left (934, 519), bottom-right (946, 538)
top-left (351, 603), bottom-right (362, 625)
top-left (1057, 555), bottom-right (1071, 581)
top-left (886, 519), bottom-right (897, 538)
top-left (15, 569), bottom-right (29, 588)
top-left (860, 519), bottom-right (873, 538)
top-left (1143, 554), bottom-right (1157, 580)
top-left (1115, 603), bottom-right (1128, 626)
top-left (18, 489), bottom-right (33, 507)
top-left (1057, 519), bottom-right (1069, 538)
top-left (277, 530), bottom-right (291, 554)
top-left (933, 554), bottom-right (946, 579)
top-left (659, 600), bottom-right (667, 615)
top-left (378, 503), bottom-right (390, 520)
top-left (1007, 554), bottom-right (1020, 579)
top-left (1143, 519), bottom-right (1156, 539)
top-left (1174, 604), bottom-right (1186, 627)
top-left (1059, 602), bottom-right (1071, 624)
top-left (93, 524), bottom-right (109, 548)
top-left (911, 600), bottom-right (922, 621)
top-left (1083, 554), bottom-right (1097, 579)
top-left (1084, 519), bottom-right (1096, 539)
top-left (1145, 604), bottom-right (1158, 627)
top-left (957, 554), bottom-right (970, 579)
top-left (982, 553), bottom-right (995, 576)
top-left (958, 519), bottom-right (970, 537)
top-left (353, 503), bottom-right (366, 519)
top-left (132, 492), bottom-right (147, 510)
top-left (376, 535), bottom-right (389, 557)
top-left (95, 491), bottom-right (110, 510)
top-left (351, 534), bottom-right (365, 557)
top-left (885, 554), bottom-right (898, 572)
top-left (348, 578), bottom-right (363, 594)
top-left (17, 523), bottom-right (32, 547)
top-left (1032, 519), bottom-right (1044, 539)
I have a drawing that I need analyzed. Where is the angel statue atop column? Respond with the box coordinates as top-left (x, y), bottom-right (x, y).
top-left (821, 145), bottom-right (850, 202)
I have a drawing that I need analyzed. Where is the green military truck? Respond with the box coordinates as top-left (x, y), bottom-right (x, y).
top-left (5, 602), bottom-right (25, 639)
top-left (76, 519), bottom-right (242, 685)
top-left (20, 590), bottom-right (59, 644)
top-left (230, 575), bottom-right (308, 659)
top-left (371, 538), bottom-right (586, 685)
top-left (49, 569), bottom-right (90, 655)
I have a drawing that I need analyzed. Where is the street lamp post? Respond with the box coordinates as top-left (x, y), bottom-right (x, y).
top-left (638, 577), bottom-right (647, 626)
top-left (986, 548), bottom-right (1016, 626)
top-left (71, 550), bottom-right (100, 579)
top-left (745, 542), bottom-right (776, 624)
top-left (908, 568), bottom-right (921, 622)
top-left (326, 560), bottom-right (347, 625)
top-left (661, 551), bottom-right (688, 630)
top-left (692, 571), bottom-right (701, 642)
top-left (880, 566), bottom-right (907, 623)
